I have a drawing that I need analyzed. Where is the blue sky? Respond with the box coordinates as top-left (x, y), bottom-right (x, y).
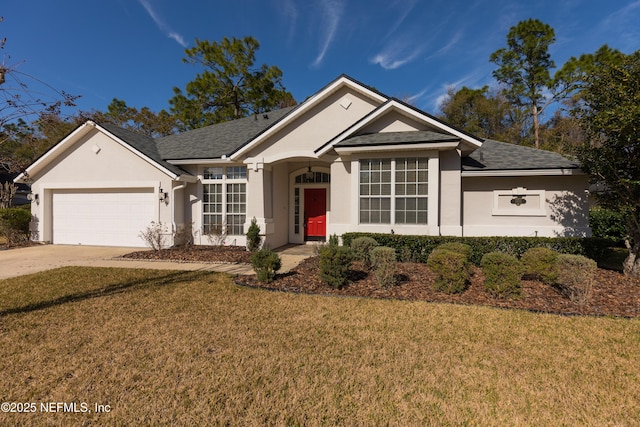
top-left (2, 0), bottom-right (640, 120)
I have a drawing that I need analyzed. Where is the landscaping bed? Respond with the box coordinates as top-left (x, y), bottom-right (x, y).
top-left (123, 245), bottom-right (639, 318)
top-left (122, 245), bottom-right (252, 263)
top-left (237, 257), bottom-right (639, 318)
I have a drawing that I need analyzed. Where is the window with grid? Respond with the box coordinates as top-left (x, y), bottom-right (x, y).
top-left (359, 159), bottom-right (391, 224)
top-left (203, 183), bottom-right (223, 234)
top-left (359, 158), bottom-right (428, 225)
top-left (226, 183), bottom-right (246, 235)
top-left (395, 158), bottom-right (428, 224)
top-left (202, 166), bottom-right (247, 235)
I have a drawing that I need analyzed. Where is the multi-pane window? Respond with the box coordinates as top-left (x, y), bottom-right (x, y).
top-left (203, 166), bottom-right (247, 235)
top-left (395, 158), bottom-right (429, 224)
top-left (359, 159), bottom-right (391, 224)
top-left (359, 158), bottom-right (428, 225)
top-left (226, 183), bottom-right (246, 235)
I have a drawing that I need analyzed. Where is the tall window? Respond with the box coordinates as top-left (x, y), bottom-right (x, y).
top-left (359, 158), bottom-right (428, 225)
top-left (203, 166), bottom-right (247, 235)
top-left (395, 158), bottom-right (428, 224)
top-left (359, 159), bottom-right (391, 224)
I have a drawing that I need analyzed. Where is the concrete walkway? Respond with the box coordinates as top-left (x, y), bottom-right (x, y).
top-left (0, 243), bottom-right (316, 280)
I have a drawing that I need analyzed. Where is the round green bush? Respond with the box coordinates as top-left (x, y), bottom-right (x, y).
top-left (480, 252), bottom-right (523, 298)
top-left (0, 207), bottom-right (31, 246)
top-left (556, 254), bottom-right (597, 304)
top-left (370, 246), bottom-right (397, 288)
top-left (435, 242), bottom-right (472, 260)
top-left (521, 247), bottom-right (559, 284)
top-left (427, 249), bottom-right (470, 294)
top-left (250, 249), bottom-right (281, 283)
top-left (351, 236), bottom-right (380, 269)
top-left (319, 245), bottom-right (353, 289)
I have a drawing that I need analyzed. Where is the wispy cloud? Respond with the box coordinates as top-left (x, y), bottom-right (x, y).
top-left (138, 0), bottom-right (187, 47)
top-left (275, 0), bottom-right (299, 46)
top-left (370, 37), bottom-right (427, 70)
top-left (598, 0), bottom-right (640, 51)
top-left (384, 0), bottom-right (417, 40)
top-left (312, 0), bottom-right (345, 67)
top-left (429, 30), bottom-right (463, 58)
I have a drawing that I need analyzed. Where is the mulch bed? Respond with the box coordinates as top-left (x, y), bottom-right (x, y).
top-left (237, 257), bottom-right (640, 318)
top-left (123, 245), bottom-right (639, 318)
top-left (122, 245), bottom-right (252, 264)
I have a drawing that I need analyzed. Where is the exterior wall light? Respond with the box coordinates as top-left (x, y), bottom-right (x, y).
top-left (27, 192), bottom-right (39, 204)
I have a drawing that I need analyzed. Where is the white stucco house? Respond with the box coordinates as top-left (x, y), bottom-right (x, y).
top-left (15, 75), bottom-right (591, 248)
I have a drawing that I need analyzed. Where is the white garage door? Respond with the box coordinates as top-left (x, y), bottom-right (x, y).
top-left (52, 189), bottom-right (156, 247)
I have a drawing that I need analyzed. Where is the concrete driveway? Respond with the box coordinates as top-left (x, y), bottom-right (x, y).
top-left (0, 244), bottom-right (255, 280)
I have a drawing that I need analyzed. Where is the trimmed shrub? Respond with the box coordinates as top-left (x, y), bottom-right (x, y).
top-left (250, 249), bottom-right (281, 283)
top-left (427, 249), bottom-right (470, 294)
top-left (341, 232), bottom-right (610, 266)
top-left (521, 247), bottom-right (559, 284)
top-left (0, 207), bottom-right (31, 246)
top-left (328, 233), bottom-right (340, 247)
top-left (436, 242), bottom-right (472, 259)
top-left (351, 236), bottom-right (380, 269)
top-left (481, 252), bottom-right (523, 298)
top-left (556, 254), bottom-right (597, 305)
top-left (246, 217), bottom-right (261, 252)
top-left (370, 246), bottom-right (397, 288)
top-left (589, 207), bottom-right (626, 245)
top-left (319, 245), bottom-right (353, 289)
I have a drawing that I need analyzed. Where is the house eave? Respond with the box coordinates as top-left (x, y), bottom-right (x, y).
top-left (461, 168), bottom-right (585, 177)
top-left (334, 141), bottom-right (459, 155)
top-left (316, 100), bottom-right (484, 157)
top-left (167, 158), bottom-right (233, 165)
top-left (229, 75), bottom-right (388, 160)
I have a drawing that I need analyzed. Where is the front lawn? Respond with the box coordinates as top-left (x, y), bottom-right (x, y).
top-left (1, 267), bottom-right (638, 425)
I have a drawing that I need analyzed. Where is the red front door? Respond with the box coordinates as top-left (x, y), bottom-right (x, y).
top-left (304, 188), bottom-right (326, 239)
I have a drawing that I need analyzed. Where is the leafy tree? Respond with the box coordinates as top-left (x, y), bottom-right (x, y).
top-left (438, 85), bottom-right (527, 144)
top-left (0, 112), bottom-right (82, 173)
top-left (490, 20), bottom-right (622, 150)
top-left (574, 50), bottom-right (640, 277)
top-left (169, 36), bottom-right (296, 131)
top-left (90, 98), bottom-right (177, 137)
top-left (538, 111), bottom-right (584, 154)
top-left (490, 19), bottom-right (556, 148)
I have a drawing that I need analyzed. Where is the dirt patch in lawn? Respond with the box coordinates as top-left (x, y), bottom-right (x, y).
top-left (123, 245), bottom-right (639, 318)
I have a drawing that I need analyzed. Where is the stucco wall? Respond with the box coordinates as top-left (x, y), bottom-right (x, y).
top-left (29, 129), bottom-right (174, 244)
top-left (245, 88), bottom-right (379, 163)
top-left (462, 174), bottom-right (591, 237)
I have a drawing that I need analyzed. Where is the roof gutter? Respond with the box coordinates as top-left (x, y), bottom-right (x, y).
top-left (461, 168), bottom-right (585, 177)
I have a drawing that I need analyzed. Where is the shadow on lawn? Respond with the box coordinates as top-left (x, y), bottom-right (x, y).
top-left (0, 269), bottom-right (215, 317)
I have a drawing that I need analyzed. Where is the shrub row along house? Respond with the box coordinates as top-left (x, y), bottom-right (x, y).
top-left (15, 75), bottom-right (590, 248)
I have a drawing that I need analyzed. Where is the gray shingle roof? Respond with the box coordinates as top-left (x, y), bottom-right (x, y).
top-left (99, 123), bottom-right (189, 177)
top-left (156, 107), bottom-right (296, 160)
top-left (336, 131), bottom-right (459, 147)
top-left (462, 139), bottom-right (580, 171)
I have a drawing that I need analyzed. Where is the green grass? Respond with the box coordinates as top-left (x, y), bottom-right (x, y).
top-left (0, 267), bottom-right (639, 426)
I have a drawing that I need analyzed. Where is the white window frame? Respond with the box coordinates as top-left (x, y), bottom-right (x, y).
top-left (350, 152), bottom-right (439, 235)
top-left (202, 166), bottom-right (248, 235)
